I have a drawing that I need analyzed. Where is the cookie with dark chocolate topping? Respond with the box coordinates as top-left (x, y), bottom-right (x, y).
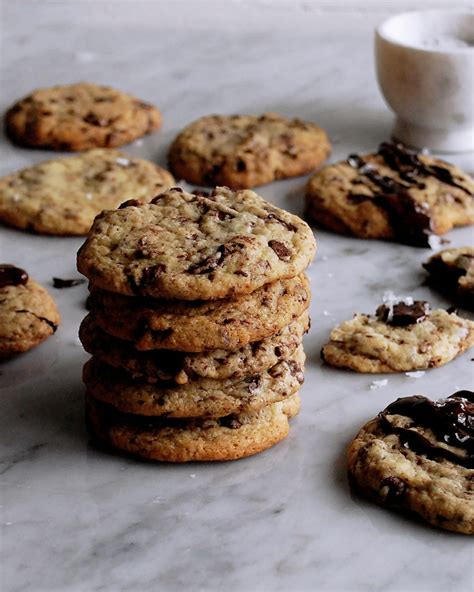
top-left (306, 143), bottom-right (474, 246)
top-left (4, 83), bottom-right (161, 150)
top-left (0, 264), bottom-right (60, 358)
top-left (348, 391), bottom-right (474, 534)
top-left (424, 247), bottom-right (474, 310)
top-left (168, 113), bottom-right (330, 189)
top-left (77, 186), bottom-right (316, 300)
top-left (86, 392), bottom-right (301, 463)
top-left (321, 298), bottom-right (474, 372)
top-left (83, 345), bottom-right (305, 418)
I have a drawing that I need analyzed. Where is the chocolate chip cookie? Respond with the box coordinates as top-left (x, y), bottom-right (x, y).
top-left (0, 264), bottom-right (60, 358)
top-left (306, 143), bottom-right (474, 247)
top-left (321, 298), bottom-right (474, 372)
top-left (86, 392), bottom-right (300, 462)
top-left (83, 345), bottom-right (305, 418)
top-left (77, 187), bottom-right (316, 300)
top-left (348, 391), bottom-right (473, 534)
top-left (0, 149), bottom-right (174, 235)
top-left (424, 247), bottom-right (474, 310)
top-left (5, 83), bottom-right (161, 150)
top-left (168, 113), bottom-right (331, 189)
top-left (89, 274), bottom-right (310, 352)
top-left (79, 310), bottom-right (309, 383)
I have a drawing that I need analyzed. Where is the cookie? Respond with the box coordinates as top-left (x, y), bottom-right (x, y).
top-left (83, 345), bottom-right (305, 418)
top-left (0, 264), bottom-right (60, 358)
top-left (86, 392), bottom-right (300, 462)
top-left (89, 273), bottom-right (310, 352)
top-left (306, 142), bottom-right (474, 247)
top-left (321, 298), bottom-right (474, 373)
top-left (77, 186), bottom-right (316, 300)
top-left (168, 112), bottom-right (331, 189)
top-left (0, 149), bottom-right (174, 236)
top-left (4, 83), bottom-right (161, 151)
top-left (424, 247), bottom-right (474, 310)
top-left (348, 391), bottom-right (473, 534)
top-left (79, 310), bottom-right (309, 384)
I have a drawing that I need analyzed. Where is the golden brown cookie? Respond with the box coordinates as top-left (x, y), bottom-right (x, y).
top-left (82, 345), bottom-right (305, 418)
top-left (4, 83), bottom-right (161, 150)
top-left (79, 310), bottom-right (309, 383)
top-left (348, 391), bottom-right (473, 534)
top-left (86, 392), bottom-right (300, 462)
top-left (77, 186), bottom-right (316, 300)
top-left (0, 149), bottom-right (174, 235)
top-left (89, 273), bottom-right (310, 352)
top-left (424, 247), bottom-right (474, 310)
top-left (321, 298), bottom-right (474, 373)
top-left (0, 264), bottom-right (60, 358)
top-left (306, 143), bottom-right (473, 247)
top-left (168, 112), bottom-right (330, 189)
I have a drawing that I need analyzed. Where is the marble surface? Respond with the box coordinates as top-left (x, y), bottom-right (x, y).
top-left (1, 2), bottom-right (473, 591)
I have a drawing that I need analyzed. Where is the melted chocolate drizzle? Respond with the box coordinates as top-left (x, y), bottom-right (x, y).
top-left (346, 143), bottom-right (472, 247)
top-left (379, 391), bottom-right (473, 469)
top-left (0, 264), bottom-right (28, 288)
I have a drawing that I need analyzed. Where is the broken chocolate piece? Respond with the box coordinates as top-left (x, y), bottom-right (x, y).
top-left (376, 301), bottom-right (431, 326)
top-left (53, 277), bottom-right (86, 289)
top-left (0, 264), bottom-right (28, 288)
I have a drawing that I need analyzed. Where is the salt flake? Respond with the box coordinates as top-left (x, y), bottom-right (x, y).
top-left (369, 379), bottom-right (388, 390)
top-left (405, 371), bottom-right (425, 378)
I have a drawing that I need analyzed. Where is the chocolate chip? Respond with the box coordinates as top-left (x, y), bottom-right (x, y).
top-left (83, 112), bottom-right (110, 127)
top-left (52, 277), bottom-right (86, 289)
top-left (171, 187), bottom-right (184, 193)
top-left (119, 199), bottom-right (144, 209)
top-left (380, 476), bottom-right (408, 503)
top-left (287, 360), bottom-right (305, 384)
top-left (274, 346), bottom-right (282, 357)
top-left (188, 237), bottom-right (250, 275)
top-left (265, 212), bottom-right (297, 232)
top-left (376, 301), bottom-right (431, 326)
top-left (0, 264), bottom-right (28, 288)
top-left (268, 240), bottom-right (292, 261)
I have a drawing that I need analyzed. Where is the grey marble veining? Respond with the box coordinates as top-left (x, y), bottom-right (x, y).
top-left (0, 2), bottom-right (473, 591)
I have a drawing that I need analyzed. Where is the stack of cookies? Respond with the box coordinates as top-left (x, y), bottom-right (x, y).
top-left (77, 186), bottom-right (316, 462)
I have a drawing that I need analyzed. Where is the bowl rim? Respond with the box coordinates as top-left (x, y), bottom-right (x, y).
top-left (376, 10), bottom-right (474, 56)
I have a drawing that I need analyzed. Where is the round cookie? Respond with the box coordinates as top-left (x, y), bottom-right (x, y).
top-left (306, 142), bottom-right (474, 247)
top-left (0, 149), bottom-right (174, 236)
top-left (424, 247), bottom-right (474, 310)
top-left (0, 264), bottom-right (60, 358)
top-left (77, 186), bottom-right (316, 300)
top-left (90, 273), bottom-right (310, 352)
top-left (79, 310), bottom-right (309, 383)
top-left (4, 83), bottom-right (161, 151)
top-left (168, 112), bottom-right (331, 189)
top-left (83, 345), bottom-right (305, 418)
top-left (348, 391), bottom-right (473, 534)
top-left (321, 299), bottom-right (474, 373)
top-left (86, 393), bottom-right (300, 462)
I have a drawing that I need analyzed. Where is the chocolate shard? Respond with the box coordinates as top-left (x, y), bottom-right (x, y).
top-left (268, 240), bottom-right (292, 261)
top-left (0, 264), bottom-right (28, 288)
top-left (53, 277), bottom-right (86, 289)
top-left (376, 301), bottom-right (431, 326)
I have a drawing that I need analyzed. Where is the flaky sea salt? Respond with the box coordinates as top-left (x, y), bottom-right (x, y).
top-left (405, 371), bottom-right (425, 378)
top-left (369, 379), bottom-right (388, 390)
top-left (85, 193), bottom-right (93, 200)
top-left (427, 235), bottom-right (442, 251)
top-left (116, 157), bottom-right (130, 166)
top-left (189, 474), bottom-right (196, 479)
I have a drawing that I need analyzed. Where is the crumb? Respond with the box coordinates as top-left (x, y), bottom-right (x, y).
top-left (370, 379), bottom-right (388, 390)
top-left (405, 370), bottom-right (425, 378)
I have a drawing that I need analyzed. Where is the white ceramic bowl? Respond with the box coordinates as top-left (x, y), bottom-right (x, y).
top-left (375, 11), bottom-right (474, 153)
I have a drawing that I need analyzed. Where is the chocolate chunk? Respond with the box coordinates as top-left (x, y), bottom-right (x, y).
top-left (188, 237), bottom-right (250, 275)
top-left (268, 240), bottom-right (292, 261)
top-left (376, 301), bottom-right (431, 326)
top-left (380, 476), bottom-right (408, 503)
top-left (265, 211), bottom-right (297, 232)
top-left (52, 277), bottom-right (86, 289)
top-left (119, 199), bottom-right (144, 209)
top-left (287, 360), bottom-right (305, 384)
top-left (218, 416), bottom-right (242, 429)
top-left (235, 159), bottom-right (246, 172)
top-left (0, 264), bottom-right (28, 288)
top-left (246, 376), bottom-right (261, 395)
top-left (83, 112), bottom-right (110, 127)
top-left (141, 264), bottom-right (166, 285)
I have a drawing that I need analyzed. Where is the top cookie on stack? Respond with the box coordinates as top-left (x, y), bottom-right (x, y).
top-left (77, 186), bottom-right (316, 300)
